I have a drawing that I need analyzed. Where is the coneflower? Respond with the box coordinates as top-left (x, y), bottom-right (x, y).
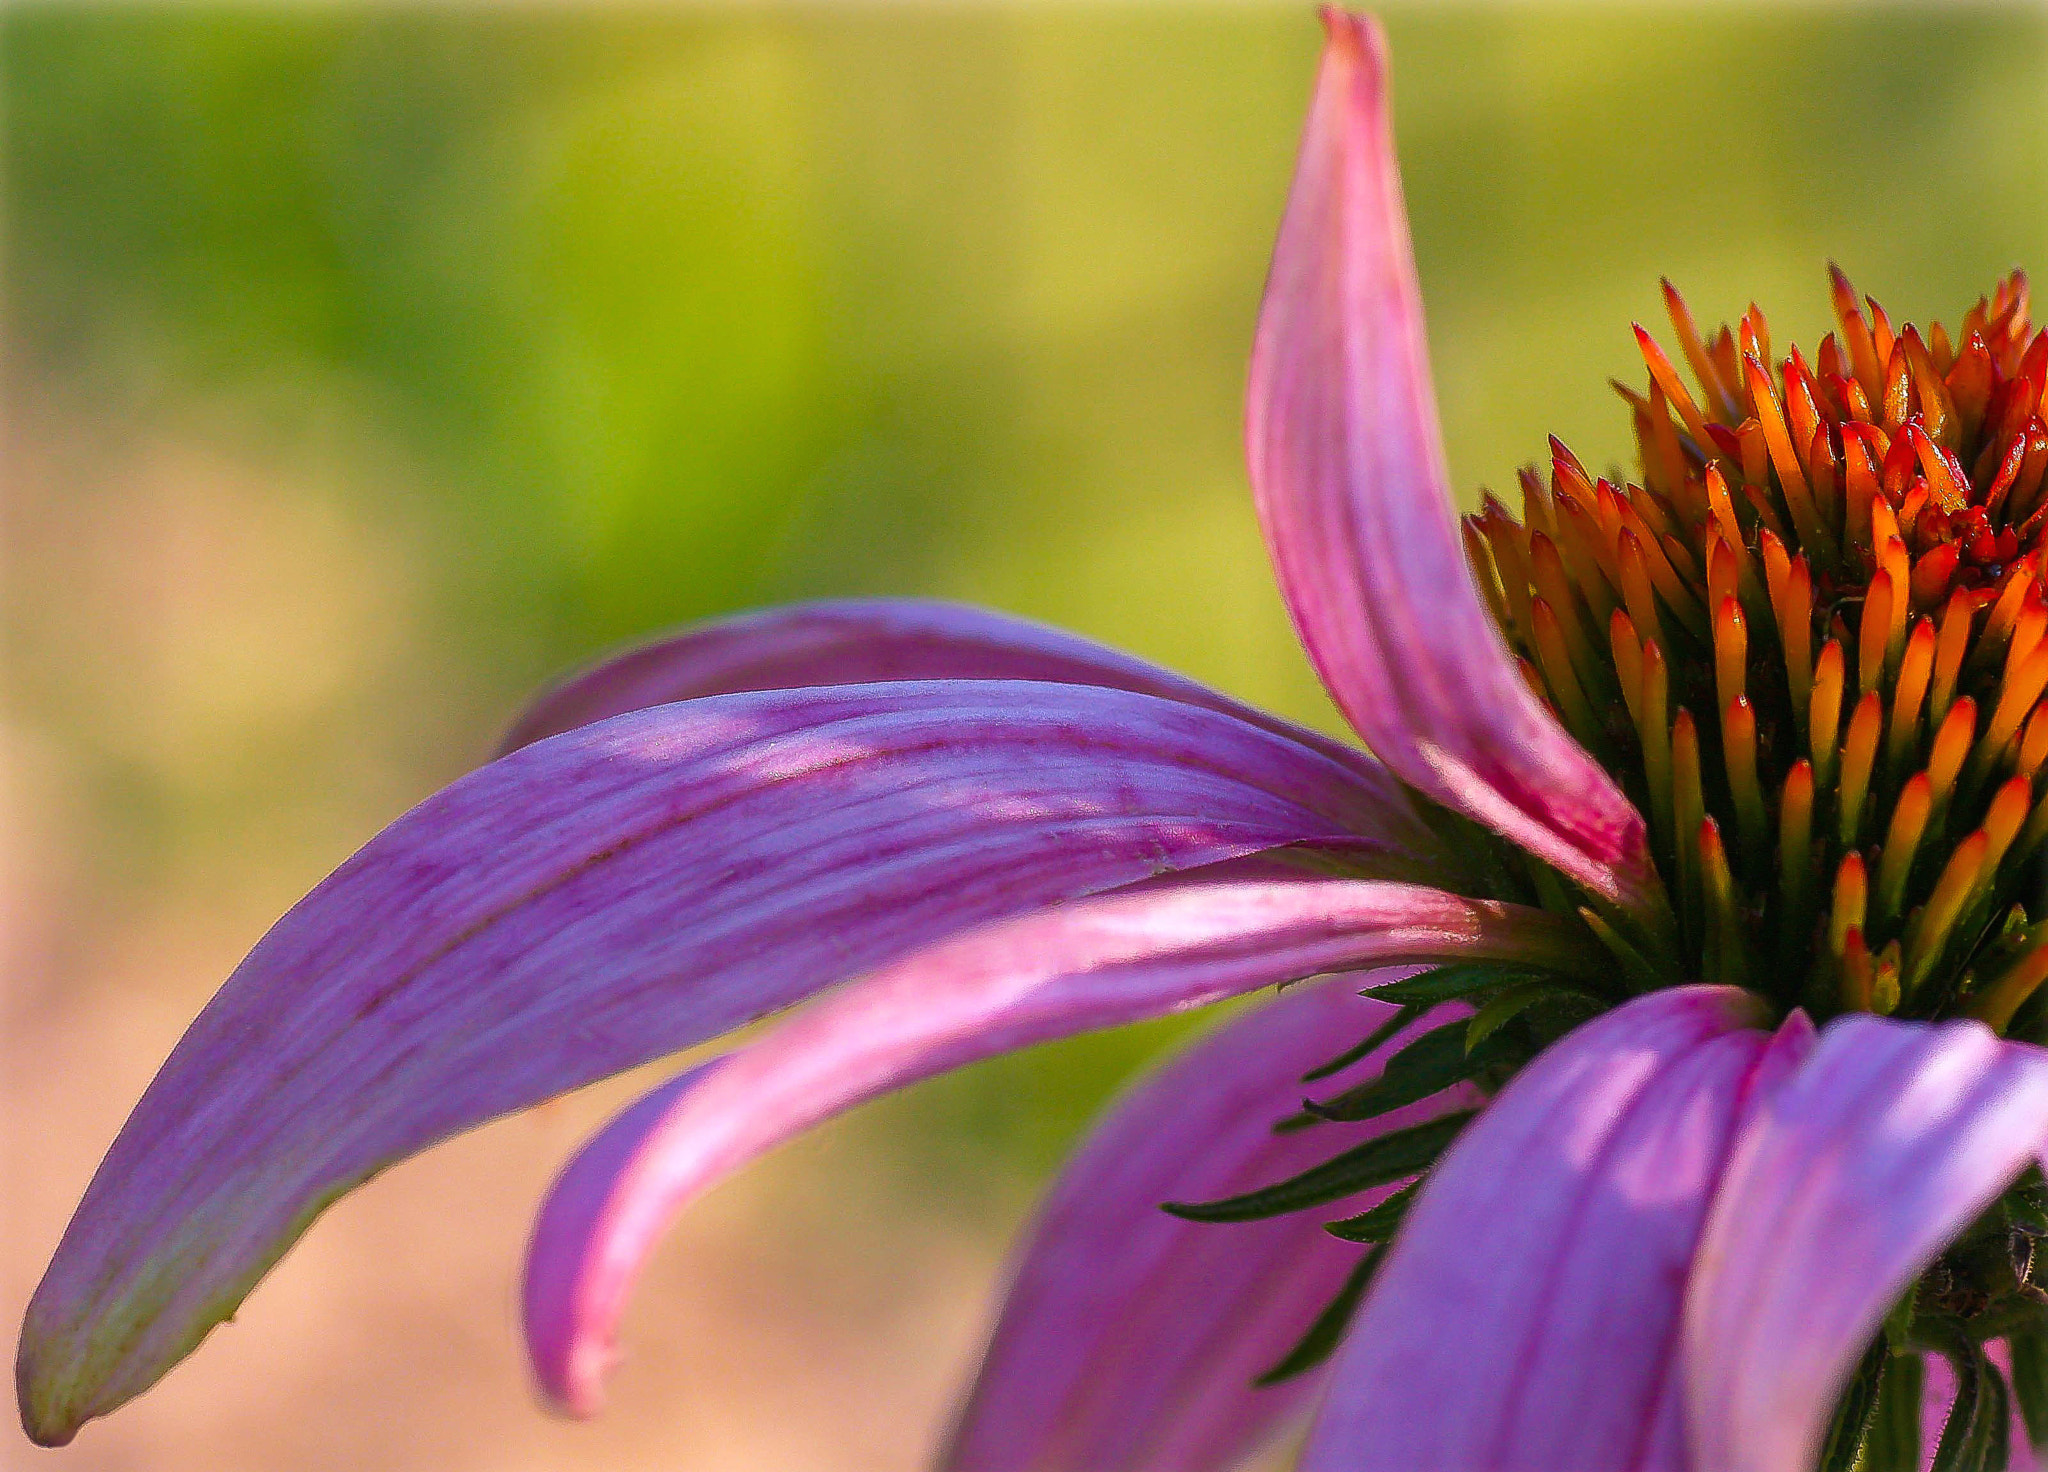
top-left (20, 10), bottom-right (2048, 1472)
top-left (1468, 259), bottom-right (2048, 1037)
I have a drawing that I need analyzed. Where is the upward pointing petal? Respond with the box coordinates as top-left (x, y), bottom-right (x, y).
top-left (1245, 10), bottom-right (1652, 906)
top-left (17, 680), bottom-right (1421, 1448)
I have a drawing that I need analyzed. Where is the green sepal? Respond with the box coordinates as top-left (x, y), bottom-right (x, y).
top-left (1357, 964), bottom-right (1542, 1008)
top-left (1928, 1337), bottom-right (1982, 1472)
top-left (1270, 1109), bottom-right (1321, 1136)
top-left (1415, 802), bottom-right (1546, 909)
top-left (1988, 1366), bottom-right (2015, 1472)
top-left (1975, 1357), bottom-right (2013, 1472)
top-left (2010, 1320), bottom-right (2048, 1454)
top-left (1884, 1286), bottom-right (1918, 1352)
top-left (1526, 858), bottom-right (1578, 916)
top-left (1960, 1290), bottom-right (2048, 1344)
top-left (1818, 1335), bottom-right (1888, 1472)
top-left (2007, 1166), bottom-right (2048, 1239)
top-left (1306, 1021), bottom-right (1501, 1124)
top-left (1163, 1110), bottom-right (1475, 1224)
top-left (1251, 1246), bottom-right (1384, 1387)
top-left (1925, 1328), bottom-right (2010, 1472)
top-left (1301, 1004), bottom-right (1424, 1085)
top-left (1865, 1350), bottom-right (1925, 1472)
top-left (1467, 980), bottom-right (1586, 1052)
top-left (1576, 904), bottom-right (1666, 994)
top-left (1324, 1179), bottom-right (1421, 1244)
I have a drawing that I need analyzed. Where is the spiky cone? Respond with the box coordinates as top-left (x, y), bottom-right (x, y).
top-left (1467, 267), bottom-right (2048, 1040)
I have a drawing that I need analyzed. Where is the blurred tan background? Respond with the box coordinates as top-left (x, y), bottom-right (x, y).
top-left (4, 5), bottom-right (2045, 1469)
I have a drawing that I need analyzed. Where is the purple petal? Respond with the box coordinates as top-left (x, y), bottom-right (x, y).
top-left (18, 679), bottom-right (1441, 1447)
top-left (941, 976), bottom-right (1477, 1472)
top-left (501, 597), bottom-right (1385, 775)
top-left (521, 878), bottom-right (1586, 1417)
top-left (1301, 985), bottom-right (1784, 1472)
top-left (1685, 1015), bottom-right (2048, 1472)
top-left (1244, 11), bottom-right (1653, 906)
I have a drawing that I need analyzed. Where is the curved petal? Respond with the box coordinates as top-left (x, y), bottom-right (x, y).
top-left (521, 878), bottom-right (1588, 1416)
top-left (1685, 1015), bottom-right (2048, 1472)
top-left (1301, 985), bottom-right (1789, 1472)
top-left (941, 976), bottom-right (1478, 1472)
top-left (1244, 10), bottom-right (1652, 906)
top-left (18, 680), bottom-right (1439, 1448)
top-left (501, 598), bottom-right (1391, 779)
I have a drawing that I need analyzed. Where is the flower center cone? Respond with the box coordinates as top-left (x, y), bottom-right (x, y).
top-left (1463, 269), bottom-right (2048, 1035)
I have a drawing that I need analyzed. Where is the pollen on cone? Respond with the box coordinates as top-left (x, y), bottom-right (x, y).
top-left (1477, 269), bottom-right (2048, 1032)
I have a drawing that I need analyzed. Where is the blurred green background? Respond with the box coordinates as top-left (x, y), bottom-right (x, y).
top-left (5, 6), bottom-right (2045, 1469)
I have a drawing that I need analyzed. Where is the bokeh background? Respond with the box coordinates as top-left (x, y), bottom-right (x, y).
top-left (4, 5), bottom-right (2046, 1469)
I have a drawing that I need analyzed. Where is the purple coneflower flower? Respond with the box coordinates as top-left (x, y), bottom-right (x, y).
top-left (22, 9), bottom-right (2048, 1470)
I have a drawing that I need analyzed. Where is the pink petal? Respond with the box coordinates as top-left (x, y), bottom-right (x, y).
top-left (498, 597), bottom-right (1442, 871)
top-left (521, 878), bottom-right (1585, 1417)
top-left (1301, 985), bottom-right (1786, 1472)
top-left (1244, 10), bottom-right (1652, 906)
top-left (18, 680), bottom-right (1432, 1447)
top-left (1685, 1015), bottom-right (2048, 1472)
top-left (501, 597), bottom-right (1391, 780)
top-left (942, 977), bottom-right (1477, 1472)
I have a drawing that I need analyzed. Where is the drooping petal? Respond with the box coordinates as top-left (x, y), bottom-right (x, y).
top-left (499, 598), bottom-right (1442, 867)
top-left (501, 598), bottom-right (1387, 778)
top-left (1244, 10), bottom-right (1653, 906)
top-left (941, 976), bottom-right (1477, 1472)
top-left (1685, 1015), bottom-right (2048, 1472)
top-left (1301, 985), bottom-right (1787, 1472)
top-left (18, 680), bottom-right (1439, 1448)
top-left (522, 879), bottom-right (1587, 1417)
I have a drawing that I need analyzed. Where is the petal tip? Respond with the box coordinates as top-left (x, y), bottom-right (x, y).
top-left (524, 1244), bottom-right (623, 1422)
top-left (525, 1253), bottom-right (622, 1421)
top-left (1251, 1), bottom-right (1657, 910)
top-left (534, 1340), bottom-right (615, 1421)
top-left (1318, 6), bottom-right (1386, 68)
top-left (15, 1352), bottom-right (84, 1448)
top-left (19, 1416), bottom-right (79, 1450)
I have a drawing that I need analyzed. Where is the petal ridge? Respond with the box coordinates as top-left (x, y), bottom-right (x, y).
top-left (1685, 1016), bottom-right (2048, 1472)
top-left (17, 679), bottom-right (1434, 1447)
top-left (520, 878), bottom-right (1580, 1417)
top-left (1244, 10), bottom-right (1652, 905)
top-left (499, 597), bottom-right (1392, 787)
